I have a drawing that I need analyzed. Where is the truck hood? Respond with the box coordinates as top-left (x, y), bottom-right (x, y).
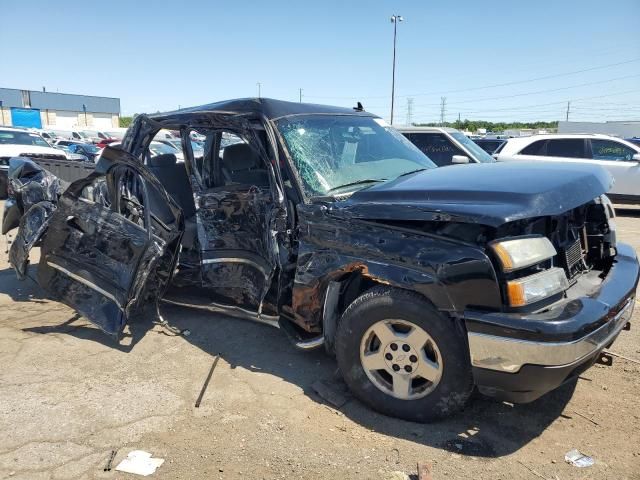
top-left (0, 144), bottom-right (67, 159)
top-left (334, 162), bottom-right (613, 227)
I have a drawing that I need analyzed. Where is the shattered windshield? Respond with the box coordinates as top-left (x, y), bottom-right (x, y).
top-left (276, 115), bottom-right (436, 196)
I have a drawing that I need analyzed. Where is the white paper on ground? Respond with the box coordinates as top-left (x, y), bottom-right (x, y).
top-left (115, 450), bottom-right (165, 476)
top-left (564, 449), bottom-right (594, 468)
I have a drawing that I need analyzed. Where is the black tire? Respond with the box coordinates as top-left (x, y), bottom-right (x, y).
top-left (335, 286), bottom-right (473, 422)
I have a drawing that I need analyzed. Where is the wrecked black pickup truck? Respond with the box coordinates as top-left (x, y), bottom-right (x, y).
top-left (4, 98), bottom-right (638, 422)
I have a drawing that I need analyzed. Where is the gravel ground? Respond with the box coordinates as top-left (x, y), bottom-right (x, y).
top-left (0, 201), bottom-right (639, 480)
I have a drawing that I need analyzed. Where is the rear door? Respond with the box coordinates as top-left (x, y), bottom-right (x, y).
top-left (587, 138), bottom-right (640, 197)
top-left (36, 147), bottom-right (183, 338)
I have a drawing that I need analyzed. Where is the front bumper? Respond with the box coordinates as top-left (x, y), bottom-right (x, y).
top-left (465, 242), bottom-right (639, 403)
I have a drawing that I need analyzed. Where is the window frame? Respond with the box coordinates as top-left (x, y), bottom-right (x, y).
top-left (545, 138), bottom-right (588, 159)
top-left (518, 139), bottom-right (548, 156)
top-left (588, 139), bottom-right (638, 162)
top-left (405, 132), bottom-right (465, 167)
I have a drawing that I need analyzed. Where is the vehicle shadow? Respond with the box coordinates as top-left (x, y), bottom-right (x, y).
top-left (153, 303), bottom-right (576, 458)
top-left (615, 207), bottom-right (640, 218)
top-left (1, 272), bottom-right (575, 457)
top-left (0, 266), bottom-right (49, 303)
top-left (0, 266), bottom-right (156, 352)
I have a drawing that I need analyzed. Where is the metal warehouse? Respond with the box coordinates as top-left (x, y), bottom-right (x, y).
top-left (0, 87), bottom-right (120, 130)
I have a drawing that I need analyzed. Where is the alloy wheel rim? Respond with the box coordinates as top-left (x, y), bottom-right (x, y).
top-left (359, 319), bottom-right (443, 400)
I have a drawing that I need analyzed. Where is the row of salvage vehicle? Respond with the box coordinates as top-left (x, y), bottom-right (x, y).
top-left (2, 98), bottom-right (638, 422)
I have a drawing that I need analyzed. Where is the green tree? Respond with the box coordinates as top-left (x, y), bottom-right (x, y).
top-left (416, 120), bottom-right (558, 133)
top-left (119, 116), bottom-right (134, 128)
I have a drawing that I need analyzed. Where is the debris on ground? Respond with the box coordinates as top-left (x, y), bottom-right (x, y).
top-left (385, 447), bottom-right (400, 464)
top-left (417, 462), bottom-right (433, 480)
top-left (115, 450), bottom-right (165, 476)
top-left (572, 410), bottom-right (600, 426)
top-left (195, 353), bottom-right (220, 408)
top-left (564, 449), bottom-right (594, 467)
top-left (311, 379), bottom-right (349, 408)
top-left (606, 350), bottom-right (640, 365)
top-left (103, 449), bottom-right (118, 471)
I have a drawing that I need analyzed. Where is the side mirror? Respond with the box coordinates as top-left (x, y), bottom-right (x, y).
top-left (452, 155), bottom-right (470, 164)
top-left (632, 153), bottom-right (640, 162)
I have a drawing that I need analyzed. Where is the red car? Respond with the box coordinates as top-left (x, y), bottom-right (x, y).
top-left (96, 138), bottom-right (118, 148)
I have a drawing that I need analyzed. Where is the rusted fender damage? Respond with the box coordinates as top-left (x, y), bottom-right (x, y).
top-left (289, 203), bottom-right (502, 335)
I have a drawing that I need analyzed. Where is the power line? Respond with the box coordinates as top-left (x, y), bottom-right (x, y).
top-left (304, 57), bottom-right (640, 100)
top-left (402, 58), bottom-right (640, 98)
top-left (445, 73), bottom-right (640, 105)
top-left (406, 88), bottom-right (640, 115)
top-left (406, 97), bottom-right (414, 125)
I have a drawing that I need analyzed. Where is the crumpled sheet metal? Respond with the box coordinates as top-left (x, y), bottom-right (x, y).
top-left (8, 157), bottom-right (62, 210)
top-left (9, 201), bottom-right (56, 280)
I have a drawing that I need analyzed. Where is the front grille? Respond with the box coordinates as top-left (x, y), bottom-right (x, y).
top-left (563, 238), bottom-right (586, 279)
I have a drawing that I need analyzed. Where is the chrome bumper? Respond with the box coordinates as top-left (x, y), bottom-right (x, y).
top-left (468, 297), bottom-right (634, 373)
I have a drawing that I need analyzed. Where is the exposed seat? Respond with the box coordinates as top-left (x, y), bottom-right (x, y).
top-left (221, 143), bottom-right (269, 186)
top-left (147, 153), bottom-right (196, 219)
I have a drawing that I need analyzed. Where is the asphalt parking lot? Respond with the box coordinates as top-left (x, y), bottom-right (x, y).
top-left (0, 201), bottom-right (639, 480)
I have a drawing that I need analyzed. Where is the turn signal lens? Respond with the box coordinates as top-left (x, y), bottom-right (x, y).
top-left (506, 268), bottom-right (569, 307)
top-left (491, 237), bottom-right (557, 272)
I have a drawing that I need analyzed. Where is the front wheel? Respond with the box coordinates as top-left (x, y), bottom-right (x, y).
top-left (335, 286), bottom-right (473, 422)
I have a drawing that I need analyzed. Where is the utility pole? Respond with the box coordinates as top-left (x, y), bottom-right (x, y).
top-left (439, 97), bottom-right (447, 126)
top-left (566, 101), bottom-right (571, 121)
top-left (257, 82), bottom-right (262, 99)
top-left (405, 97), bottom-right (414, 125)
top-left (390, 14), bottom-right (403, 125)
top-left (299, 88), bottom-right (303, 103)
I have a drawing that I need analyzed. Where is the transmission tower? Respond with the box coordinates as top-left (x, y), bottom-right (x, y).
top-left (406, 97), bottom-right (414, 125)
top-left (439, 97), bottom-right (447, 126)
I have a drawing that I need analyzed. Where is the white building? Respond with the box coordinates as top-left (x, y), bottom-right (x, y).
top-left (0, 87), bottom-right (120, 130)
top-left (557, 120), bottom-right (640, 138)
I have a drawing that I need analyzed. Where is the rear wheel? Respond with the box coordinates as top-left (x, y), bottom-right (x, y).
top-left (335, 286), bottom-right (473, 422)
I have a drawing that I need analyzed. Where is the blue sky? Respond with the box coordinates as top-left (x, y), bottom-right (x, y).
top-left (2, 0), bottom-right (639, 123)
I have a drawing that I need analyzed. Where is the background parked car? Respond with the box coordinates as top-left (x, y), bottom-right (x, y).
top-left (67, 143), bottom-right (101, 161)
top-left (38, 130), bottom-right (62, 144)
top-left (472, 137), bottom-right (508, 154)
top-left (148, 140), bottom-right (183, 161)
top-left (102, 128), bottom-right (128, 140)
top-left (155, 137), bottom-right (205, 159)
top-left (494, 134), bottom-right (640, 204)
top-left (0, 127), bottom-right (69, 198)
top-left (398, 127), bottom-right (495, 166)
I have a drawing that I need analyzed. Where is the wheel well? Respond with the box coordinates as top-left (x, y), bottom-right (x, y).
top-left (323, 272), bottom-right (467, 355)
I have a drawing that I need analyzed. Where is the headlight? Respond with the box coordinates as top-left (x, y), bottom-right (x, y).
top-left (491, 236), bottom-right (557, 272)
top-left (507, 267), bottom-right (568, 307)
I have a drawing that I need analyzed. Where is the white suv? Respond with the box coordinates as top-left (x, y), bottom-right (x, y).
top-left (494, 134), bottom-right (640, 204)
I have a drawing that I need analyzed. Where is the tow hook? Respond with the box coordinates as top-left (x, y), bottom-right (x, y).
top-left (623, 322), bottom-right (631, 331)
top-left (596, 351), bottom-right (613, 366)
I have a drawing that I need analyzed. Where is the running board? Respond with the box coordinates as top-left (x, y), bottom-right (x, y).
top-left (278, 317), bottom-right (325, 351)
